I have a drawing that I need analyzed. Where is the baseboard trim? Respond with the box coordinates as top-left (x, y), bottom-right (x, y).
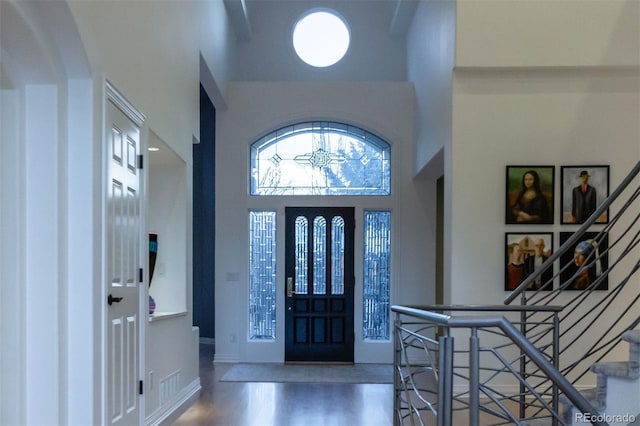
top-left (145, 377), bottom-right (201, 426)
top-left (214, 354), bottom-right (240, 363)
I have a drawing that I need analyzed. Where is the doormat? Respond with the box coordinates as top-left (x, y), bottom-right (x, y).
top-left (220, 363), bottom-right (393, 384)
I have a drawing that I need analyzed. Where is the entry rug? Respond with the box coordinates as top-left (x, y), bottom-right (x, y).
top-left (220, 363), bottom-right (393, 384)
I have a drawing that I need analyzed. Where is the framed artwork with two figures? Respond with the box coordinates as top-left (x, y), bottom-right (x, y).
top-left (506, 166), bottom-right (555, 224)
top-left (505, 232), bottom-right (554, 291)
top-left (560, 165), bottom-right (609, 224)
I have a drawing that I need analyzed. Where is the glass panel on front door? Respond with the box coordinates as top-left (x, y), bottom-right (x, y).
top-left (294, 216), bottom-right (308, 295)
top-left (313, 216), bottom-right (327, 294)
top-left (331, 216), bottom-right (345, 295)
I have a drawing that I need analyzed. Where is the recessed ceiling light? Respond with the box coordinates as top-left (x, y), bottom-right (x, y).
top-left (292, 9), bottom-right (350, 68)
top-left (148, 147), bottom-right (160, 152)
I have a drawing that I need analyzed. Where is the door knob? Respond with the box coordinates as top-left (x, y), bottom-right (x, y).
top-left (108, 294), bottom-right (123, 306)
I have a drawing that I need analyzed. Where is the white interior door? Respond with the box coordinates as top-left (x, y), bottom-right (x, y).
top-left (105, 85), bottom-right (144, 426)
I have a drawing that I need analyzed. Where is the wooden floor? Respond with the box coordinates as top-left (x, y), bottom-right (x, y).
top-left (172, 344), bottom-right (394, 426)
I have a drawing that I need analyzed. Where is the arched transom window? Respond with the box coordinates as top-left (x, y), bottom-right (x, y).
top-left (250, 122), bottom-right (391, 195)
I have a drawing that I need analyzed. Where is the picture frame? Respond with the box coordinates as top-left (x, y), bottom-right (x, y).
top-left (560, 165), bottom-right (609, 224)
top-left (559, 232), bottom-right (608, 291)
top-left (505, 232), bottom-right (554, 291)
top-left (506, 166), bottom-right (555, 224)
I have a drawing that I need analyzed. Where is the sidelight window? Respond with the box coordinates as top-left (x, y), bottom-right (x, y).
top-left (249, 211), bottom-right (277, 340)
top-left (363, 211), bottom-right (391, 340)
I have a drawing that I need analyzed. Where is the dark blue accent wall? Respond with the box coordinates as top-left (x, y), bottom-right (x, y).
top-left (193, 84), bottom-right (216, 339)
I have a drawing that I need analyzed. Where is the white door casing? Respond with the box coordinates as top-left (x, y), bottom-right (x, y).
top-left (104, 81), bottom-right (145, 426)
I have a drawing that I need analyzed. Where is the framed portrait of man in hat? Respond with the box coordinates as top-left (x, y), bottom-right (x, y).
top-left (560, 165), bottom-right (609, 224)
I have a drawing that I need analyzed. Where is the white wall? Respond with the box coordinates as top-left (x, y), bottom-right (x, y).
top-left (215, 81), bottom-right (433, 364)
top-left (148, 164), bottom-right (188, 314)
top-left (144, 322), bottom-right (200, 425)
top-left (198, 0), bottom-right (236, 109)
top-left (406, 1), bottom-right (456, 309)
top-left (456, 0), bottom-right (640, 68)
top-left (148, 133), bottom-right (189, 315)
top-left (449, 0), bottom-right (640, 389)
top-left (68, 0), bottom-right (199, 159)
top-left (407, 0), bottom-right (456, 176)
top-left (450, 69), bottom-right (640, 297)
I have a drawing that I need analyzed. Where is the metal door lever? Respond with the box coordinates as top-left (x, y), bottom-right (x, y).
top-left (287, 277), bottom-right (295, 298)
top-left (108, 294), bottom-right (123, 306)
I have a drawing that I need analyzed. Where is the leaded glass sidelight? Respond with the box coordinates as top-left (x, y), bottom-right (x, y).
top-left (249, 211), bottom-right (277, 340)
top-left (363, 211), bottom-right (391, 340)
top-left (250, 122), bottom-right (391, 195)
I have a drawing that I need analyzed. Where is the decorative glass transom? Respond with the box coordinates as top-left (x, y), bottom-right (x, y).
top-left (250, 122), bottom-right (391, 195)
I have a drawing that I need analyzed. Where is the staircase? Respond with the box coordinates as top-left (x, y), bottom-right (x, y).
top-left (392, 161), bottom-right (640, 425)
top-left (505, 160), bottom-right (640, 426)
top-left (563, 330), bottom-right (640, 425)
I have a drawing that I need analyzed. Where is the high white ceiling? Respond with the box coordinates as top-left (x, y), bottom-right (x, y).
top-left (223, 0), bottom-right (419, 81)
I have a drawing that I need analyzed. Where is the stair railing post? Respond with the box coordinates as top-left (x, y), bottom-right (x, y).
top-left (519, 294), bottom-right (527, 420)
top-left (438, 331), bottom-right (454, 426)
top-left (552, 312), bottom-right (560, 426)
top-left (469, 328), bottom-right (480, 426)
top-left (393, 313), bottom-right (401, 426)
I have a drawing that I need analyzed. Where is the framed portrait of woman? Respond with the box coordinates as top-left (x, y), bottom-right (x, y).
top-left (505, 232), bottom-right (554, 291)
top-left (559, 232), bottom-right (608, 291)
top-left (505, 166), bottom-right (555, 224)
top-left (560, 165), bottom-right (609, 224)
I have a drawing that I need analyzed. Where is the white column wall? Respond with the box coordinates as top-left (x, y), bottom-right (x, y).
top-left (0, 89), bottom-right (26, 426)
top-left (406, 0), bottom-right (457, 306)
top-left (24, 84), bottom-right (61, 425)
top-left (65, 78), bottom-right (98, 426)
top-left (407, 0), bottom-right (456, 176)
top-left (1, 2), bottom-right (98, 424)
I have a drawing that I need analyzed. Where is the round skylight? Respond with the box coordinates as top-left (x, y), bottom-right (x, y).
top-left (292, 9), bottom-right (350, 68)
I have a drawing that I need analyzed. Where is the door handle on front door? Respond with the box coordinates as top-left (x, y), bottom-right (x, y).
top-left (287, 277), bottom-right (295, 298)
top-left (107, 294), bottom-right (123, 306)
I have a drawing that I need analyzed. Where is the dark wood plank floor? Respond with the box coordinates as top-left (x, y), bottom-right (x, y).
top-left (172, 344), bottom-right (394, 426)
